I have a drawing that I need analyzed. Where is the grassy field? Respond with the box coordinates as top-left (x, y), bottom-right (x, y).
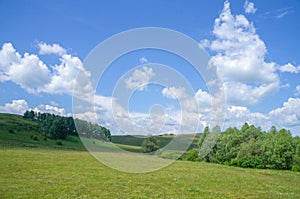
top-left (1, 113), bottom-right (300, 198)
top-left (0, 147), bottom-right (299, 198)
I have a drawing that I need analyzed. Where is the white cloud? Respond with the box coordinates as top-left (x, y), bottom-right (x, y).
top-left (162, 87), bottom-right (187, 100)
top-left (124, 66), bottom-right (155, 91)
top-left (224, 81), bottom-right (279, 106)
top-left (33, 104), bottom-right (66, 116)
top-left (42, 54), bottom-right (92, 95)
top-left (38, 42), bottom-right (66, 56)
top-left (221, 98), bottom-right (300, 136)
top-left (0, 43), bottom-right (51, 93)
top-left (269, 98), bottom-right (300, 132)
top-left (8, 53), bottom-right (51, 93)
top-left (139, 57), bottom-right (149, 64)
top-left (224, 105), bottom-right (271, 130)
top-left (201, 1), bottom-right (280, 106)
top-left (49, 101), bottom-right (59, 107)
top-left (195, 89), bottom-right (212, 113)
top-left (0, 42), bottom-right (92, 96)
top-left (0, 99), bottom-right (29, 115)
top-left (0, 99), bottom-right (67, 116)
top-left (278, 63), bottom-right (300, 73)
top-left (244, 0), bottom-right (257, 14)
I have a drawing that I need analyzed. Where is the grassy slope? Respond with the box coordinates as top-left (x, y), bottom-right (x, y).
top-left (0, 148), bottom-right (299, 198)
top-left (0, 113), bottom-right (197, 152)
top-left (0, 113), bottom-right (142, 152)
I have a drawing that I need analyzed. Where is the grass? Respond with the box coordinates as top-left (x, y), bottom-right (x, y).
top-left (1, 113), bottom-right (300, 198)
top-left (0, 113), bottom-right (142, 152)
top-left (0, 147), bottom-right (299, 198)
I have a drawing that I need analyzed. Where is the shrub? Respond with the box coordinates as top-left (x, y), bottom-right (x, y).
top-left (142, 136), bottom-right (160, 153)
top-left (30, 135), bottom-right (39, 141)
top-left (9, 129), bottom-right (15, 134)
top-left (56, 141), bottom-right (63, 146)
top-left (291, 165), bottom-right (300, 172)
top-left (180, 149), bottom-right (201, 162)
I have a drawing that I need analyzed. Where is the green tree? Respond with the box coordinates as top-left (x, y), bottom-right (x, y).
top-left (198, 126), bottom-right (210, 147)
top-left (142, 136), bottom-right (160, 153)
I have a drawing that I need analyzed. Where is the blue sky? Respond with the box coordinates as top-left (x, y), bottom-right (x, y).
top-left (0, 0), bottom-right (300, 135)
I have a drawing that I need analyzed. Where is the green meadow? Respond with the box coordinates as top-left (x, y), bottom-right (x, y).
top-left (1, 113), bottom-right (300, 198)
top-left (1, 148), bottom-right (299, 198)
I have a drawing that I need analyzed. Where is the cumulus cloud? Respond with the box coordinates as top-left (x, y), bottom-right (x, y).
top-left (33, 104), bottom-right (66, 116)
top-left (222, 98), bottom-right (300, 136)
top-left (224, 81), bottom-right (279, 105)
top-left (225, 105), bottom-right (271, 130)
top-left (124, 66), bottom-right (155, 91)
top-left (0, 99), bottom-right (29, 114)
top-left (0, 42), bottom-right (92, 96)
top-left (0, 43), bottom-right (51, 93)
top-left (0, 99), bottom-right (67, 116)
top-left (201, 1), bottom-right (280, 106)
top-left (244, 0), bottom-right (257, 14)
top-left (38, 42), bottom-right (66, 56)
top-left (42, 54), bottom-right (92, 95)
top-left (278, 63), bottom-right (300, 73)
top-left (269, 98), bottom-right (300, 134)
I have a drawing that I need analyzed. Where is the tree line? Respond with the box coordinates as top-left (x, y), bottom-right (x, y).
top-left (23, 110), bottom-right (111, 141)
top-left (191, 123), bottom-right (300, 171)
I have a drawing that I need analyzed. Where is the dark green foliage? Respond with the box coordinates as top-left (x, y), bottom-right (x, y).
top-left (56, 141), bottom-right (63, 145)
top-left (8, 129), bottom-right (15, 134)
top-left (23, 110), bottom-right (111, 141)
top-left (74, 118), bottom-right (111, 141)
top-left (179, 148), bottom-right (201, 162)
top-left (198, 123), bottom-right (300, 171)
top-left (142, 136), bottom-right (160, 153)
top-left (30, 135), bottom-right (39, 141)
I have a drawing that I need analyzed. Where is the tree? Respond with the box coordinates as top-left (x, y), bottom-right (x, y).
top-left (142, 136), bottom-right (160, 153)
top-left (198, 126), bottom-right (209, 147)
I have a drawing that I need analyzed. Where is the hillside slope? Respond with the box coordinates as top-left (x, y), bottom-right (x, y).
top-left (0, 113), bottom-right (141, 152)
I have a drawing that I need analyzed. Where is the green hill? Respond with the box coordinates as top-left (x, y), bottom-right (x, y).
top-left (0, 113), bottom-right (142, 152)
top-left (0, 113), bottom-right (200, 153)
top-left (112, 134), bottom-right (200, 149)
top-left (0, 113), bottom-right (86, 150)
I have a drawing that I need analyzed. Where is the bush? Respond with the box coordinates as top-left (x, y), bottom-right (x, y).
top-left (142, 136), bottom-right (160, 153)
top-left (291, 165), bottom-right (300, 172)
top-left (180, 149), bottom-right (201, 162)
top-left (9, 129), bottom-right (15, 134)
top-left (30, 135), bottom-right (39, 141)
top-left (56, 141), bottom-right (63, 146)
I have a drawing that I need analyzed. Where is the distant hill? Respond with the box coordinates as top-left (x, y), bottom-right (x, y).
top-left (112, 134), bottom-right (200, 150)
top-left (0, 113), bottom-right (200, 154)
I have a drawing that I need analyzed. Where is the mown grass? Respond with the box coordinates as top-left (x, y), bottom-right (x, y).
top-left (0, 147), bottom-right (299, 198)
